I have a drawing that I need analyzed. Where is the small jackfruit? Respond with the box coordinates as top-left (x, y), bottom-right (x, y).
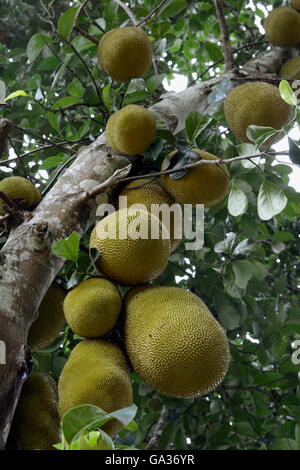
top-left (90, 208), bottom-right (171, 286)
top-left (224, 81), bottom-right (294, 144)
top-left (293, 0), bottom-right (300, 12)
top-left (58, 339), bottom-right (133, 436)
top-left (124, 286), bottom-right (230, 398)
top-left (98, 27), bottom-right (152, 82)
top-left (161, 149), bottom-right (230, 206)
top-left (0, 176), bottom-right (41, 215)
top-left (280, 55), bottom-right (300, 95)
top-left (264, 7), bottom-right (300, 46)
top-left (27, 281), bottom-right (66, 352)
top-left (118, 179), bottom-right (182, 252)
top-left (106, 105), bottom-right (156, 155)
top-left (63, 277), bottom-right (122, 338)
top-left (11, 373), bottom-right (60, 450)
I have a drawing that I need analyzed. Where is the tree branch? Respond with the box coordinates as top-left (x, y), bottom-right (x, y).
top-left (214, 0), bottom-right (233, 71)
top-left (136, 0), bottom-right (170, 27)
top-left (113, 0), bottom-right (138, 25)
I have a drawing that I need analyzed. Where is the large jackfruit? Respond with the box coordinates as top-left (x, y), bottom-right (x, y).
top-left (89, 208), bottom-right (171, 286)
top-left (58, 340), bottom-right (133, 437)
top-left (98, 27), bottom-right (152, 82)
top-left (161, 149), bottom-right (230, 206)
top-left (264, 7), bottom-right (300, 46)
top-left (106, 105), bottom-right (156, 155)
top-left (63, 277), bottom-right (122, 338)
top-left (11, 373), bottom-right (60, 450)
top-left (27, 281), bottom-right (66, 352)
top-left (117, 179), bottom-right (182, 252)
top-left (0, 176), bottom-right (41, 215)
top-left (124, 286), bottom-right (230, 398)
top-left (293, 0), bottom-right (300, 12)
top-left (224, 82), bottom-right (294, 144)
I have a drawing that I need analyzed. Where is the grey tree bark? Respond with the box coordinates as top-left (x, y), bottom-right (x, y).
top-left (0, 47), bottom-right (287, 449)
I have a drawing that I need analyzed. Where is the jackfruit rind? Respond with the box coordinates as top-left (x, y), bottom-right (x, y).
top-left (27, 281), bottom-right (66, 352)
top-left (125, 286), bottom-right (230, 398)
top-left (224, 82), bottom-right (294, 144)
top-left (264, 7), bottom-right (300, 46)
top-left (161, 149), bottom-right (230, 206)
top-left (280, 55), bottom-right (300, 80)
top-left (118, 179), bottom-right (182, 251)
top-left (12, 373), bottom-right (60, 450)
top-left (293, 0), bottom-right (300, 12)
top-left (106, 105), bottom-right (156, 155)
top-left (0, 176), bottom-right (41, 215)
top-left (89, 208), bottom-right (171, 286)
top-left (58, 339), bottom-right (133, 436)
top-left (98, 27), bottom-right (152, 82)
top-left (63, 277), bottom-right (122, 338)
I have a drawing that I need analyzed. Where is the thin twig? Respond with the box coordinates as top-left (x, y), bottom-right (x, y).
top-left (113, 0), bottom-right (139, 25)
top-left (8, 138), bottom-right (33, 183)
top-left (74, 25), bottom-right (99, 45)
top-left (75, 0), bottom-right (90, 26)
top-left (214, 0), bottom-right (233, 71)
top-left (136, 0), bottom-right (169, 27)
top-left (12, 124), bottom-right (76, 154)
top-left (85, 164), bottom-right (132, 199)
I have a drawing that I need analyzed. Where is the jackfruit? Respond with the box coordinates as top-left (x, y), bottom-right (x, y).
top-left (63, 277), bottom-right (122, 338)
top-left (264, 7), bottom-right (300, 46)
top-left (98, 27), bottom-right (152, 82)
top-left (117, 179), bottom-right (182, 251)
top-left (161, 149), bottom-right (230, 206)
top-left (0, 176), bottom-right (41, 215)
top-left (124, 286), bottom-right (230, 398)
top-left (11, 373), bottom-right (60, 450)
top-left (280, 56), bottom-right (300, 95)
top-left (106, 105), bottom-right (156, 155)
top-left (90, 208), bottom-right (171, 286)
top-left (58, 339), bottom-right (133, 436)
top-left (293, 0), bottom-right (300, 12)
top-left (224, 82), bottom-right (294, 144)
top-left (27, 281), bottom-right (66, 352)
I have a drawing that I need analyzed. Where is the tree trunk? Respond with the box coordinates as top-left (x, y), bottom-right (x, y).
top-left (0, 47), bottom-right (286, 449)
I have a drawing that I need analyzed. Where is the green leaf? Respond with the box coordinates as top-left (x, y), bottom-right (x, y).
top-left (205, 41), bottom-right (223, 61)
top-left (277, 438), bottom-right (298, 450)
top-left (279, 79), bottom-right (297, 106)
top-left (257, 178), bottom-right (287, 221)
top-left (185, 111), bottom-right (212, 144)
top-left (218, 305), bottom-right (241, 330)
top-left (249, 260), bottom-right (267, 281)
top-left (246, 125), bottom-right (279, 147)
top-left (158, 421), bottom-right (177, 449)
top-left (5, 90), bottom-right (28, 101)
top-left (288, 137), bottom-right (300, 165)
top-left (47, 112), bottom-right (60, 133)
top-left (160, 0), bottom-right (187, 18)
top-left (102, 83), bottom-right (111, 113)
top-left (124, 90), bottom-right (149, 104)
top-left (123, 419), bottom-right (138, 432)
top-left (272, 231), bottom-right (294, 242)
top-left (169, 38), bottom-right (182, 53)
top-left (40, 155), bottom-right (64, 170)
top-left (174, 426), bottom-right (187, 450)
top-left (146, 74), bottom-right (166, 95)
top-left (295, 424), bottom-right (300, 448)
top-left (58, 6), bottom-right (79, 41)
top-left (37, 56), bottom-right (60, 72)
top-left (52, 96), bottom-right (81, 110)
top-left (0, 80), bottom-right (6, 103)
top-left (78, 430), bottom-right (114, 450)
top-left (228, 182), bottom-right (248, 216)
top-left (27, 33), bottom-right (45, 63)
top-left (52, 231), bottom-right (80, 264)
top-left (232, 260), bottom-right (253, 289)
top-left (68, 78), bottom-right (83, 97)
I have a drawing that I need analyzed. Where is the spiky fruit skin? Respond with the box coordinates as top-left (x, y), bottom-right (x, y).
top-left (90, 208), bottom-right (171, 286)
top-left (0, 176), bottom-right (41, 215)
top-left (161, 149), bottom-right (230, 206)
top-left (27, 282), bottom-right (66, 352)
top-left (98, 27), bottom-right (152, 82)
top-left (12, 373), bottom-right (60, 450)
top-left (224, 82), bottom-right (294, 144)
top-left (293, 0), bottom-right (300, 12)
top-left (58, 340), bottom-right (133, 436)
top-left (63, 278), bottom-right (122, 338)
top-left (118, 179), bottom-right (182, 252)
top-left (106, 105), bottom-right (156, 155)
top-left (280, 56), bottom-right (300, 94)
top-left (124, 286), bottom-right (230, 398)
top-left (264, 7), bottom-right (300, 46)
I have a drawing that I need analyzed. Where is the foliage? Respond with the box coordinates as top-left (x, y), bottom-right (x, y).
top-left (0, 0), bottom-right (300, 451)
